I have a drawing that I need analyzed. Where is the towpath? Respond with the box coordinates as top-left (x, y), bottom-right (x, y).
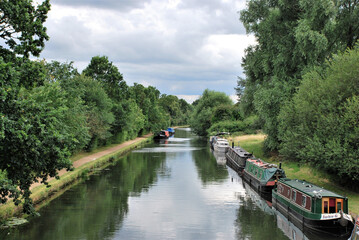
top-left (30, 133), bottom-right (153, 190)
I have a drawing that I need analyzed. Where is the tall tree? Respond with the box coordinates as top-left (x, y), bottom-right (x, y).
top-left (0, 0), bottom-right (51, 59)
top-left (0, 59), bottom-right (79, 213)
top-left (239, 0), bottom-right (344, 150)
top-left (83, 56), bottom-right (128, 101)
top-left (278, 46), bottom-right (359, 182)
top-left (190, 89), bottom-right (233, 136)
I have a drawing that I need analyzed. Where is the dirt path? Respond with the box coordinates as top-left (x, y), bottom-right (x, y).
top-left (30, 133), bottom-right (153, 190)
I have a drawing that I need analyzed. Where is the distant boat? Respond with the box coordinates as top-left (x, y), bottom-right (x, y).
top-left (272, 178), bottom-right (354, 238)
top-left (226, 146), bottom-right (252, 172)
top-left (242, 158), bottom-right (286, 196)
top-left (213, 138), bottom-right (229, 153)
top-left (167, 127), bottom-right (175, 135)
top-left (154, 130), bottom-right (170, 139)
top-left (349, 216), bottom-right (359, 240)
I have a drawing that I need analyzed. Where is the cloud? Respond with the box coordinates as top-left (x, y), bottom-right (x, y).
top-left (39, 0), bottom-right (254, 97)
top-left (50, 0), bottom-right (149, 11)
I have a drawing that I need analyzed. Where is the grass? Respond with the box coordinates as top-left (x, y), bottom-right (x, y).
top-left (0, 136), bottom-right (152, 221)
top-left (227, 133), bottom-right (359, 216)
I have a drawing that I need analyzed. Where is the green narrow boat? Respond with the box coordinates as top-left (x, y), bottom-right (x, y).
top-left (242, 158), bottom-right (286, 199)
top-left (272, 178), bottom-right (354, 237)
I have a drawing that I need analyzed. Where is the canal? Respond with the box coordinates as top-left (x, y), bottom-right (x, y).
top-left (1, 128), bottom-right (335, 239)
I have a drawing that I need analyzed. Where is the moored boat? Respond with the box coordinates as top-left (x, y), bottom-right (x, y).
top-left (349, 216), bottom-right (359, 240)
top-left (213, 138), bottom-right (229, 153)
top-left (167, 127), bottom-right (175, 135)
top-left (242, 158), bottom-right (286, 196)
top-left (272, 178), bottom-right (354, 237)
top-left (154, 130), bottom-right (170, 139)
top-left (225, 146), bottom-right (252, 172)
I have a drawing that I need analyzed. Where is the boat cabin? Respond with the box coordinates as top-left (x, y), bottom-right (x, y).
top-left (244, 158), bottom-right (286, 186)
top-left (276, 179), bottom-right (349, 216)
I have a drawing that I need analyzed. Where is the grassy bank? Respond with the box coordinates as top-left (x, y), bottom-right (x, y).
top-left (228, 134), bottom-right (359, 216)
top-left (0, 136), bottom-right (152, 221)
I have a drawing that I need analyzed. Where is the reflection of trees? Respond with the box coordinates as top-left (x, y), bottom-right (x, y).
top-left (192, 147), bottom-right (228, 185)
top-left (235, 194), bottom-right (289, 240)
top-left (4, 152), bottom-right (166, 240)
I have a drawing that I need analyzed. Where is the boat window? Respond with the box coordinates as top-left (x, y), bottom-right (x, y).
top-left (258, 170), bottom-right (263, 179)
top-left (292, 190), bottom-right (296, 201)
top-left (323, 200), bottom-right (329, 213)
top-left (329, 198), bottom-right (336, 213)
top-left (301, 195), bottom-right (306, 207)
top-left (337, 202), bottom-right (341, 212)
top-left (336, 199), bottom-right (343, 212)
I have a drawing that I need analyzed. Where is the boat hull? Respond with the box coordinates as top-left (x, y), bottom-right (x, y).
top-left (242, 170), bottom-right (274, 197)
top-left (272, 193), bottom-right (354, 238)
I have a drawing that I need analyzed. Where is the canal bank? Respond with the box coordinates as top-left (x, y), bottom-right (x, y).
top-left (0, 134), bottom-right (153, 221)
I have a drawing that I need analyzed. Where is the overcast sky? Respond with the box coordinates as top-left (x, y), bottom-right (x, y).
top-left (39, 0), bottom-right (255, 103)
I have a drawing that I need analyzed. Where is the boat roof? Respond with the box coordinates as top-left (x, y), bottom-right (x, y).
top-left (247, 158), bottom-right (278, 169)
top-left (279, 178), bottom-right (346, 198)
top-left (231, 147), bottom-right (252, 157)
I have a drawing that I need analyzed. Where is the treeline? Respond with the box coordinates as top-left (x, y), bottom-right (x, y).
top-left (238, 0), bottom-right (359, 183)
top-left (190, 89), bottom-right (260, 136)
top-left (0, 1), bottom-right (191, 213)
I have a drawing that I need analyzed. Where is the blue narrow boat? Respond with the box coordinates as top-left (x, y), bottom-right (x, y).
top-left (167, 127), bottom-right (175, 135)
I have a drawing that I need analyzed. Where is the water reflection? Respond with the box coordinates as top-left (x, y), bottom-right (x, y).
top-left (2, 151), bottom-right (166, 240)
top-left (212, 150), bottom-right (227, 165)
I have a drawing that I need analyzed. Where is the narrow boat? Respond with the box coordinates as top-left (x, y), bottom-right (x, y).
top-left (167, 127), bottom-right (175, 135)
top-left (242, 158), bottom-right (286, 196)
top-left (213, 138), bottom-right (229, 153)
top-left (153, 130), bottom-right (170, 139)
top-left (225, 146), bottom-right (252, 172)
top-left (272, 178), bottom-right (354, 237)
top-left (349, 216), bottom-right (359, 240)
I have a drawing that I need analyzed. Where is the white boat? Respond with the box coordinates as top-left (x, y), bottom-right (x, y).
top-left (213, 138), bottom-right (229, 153)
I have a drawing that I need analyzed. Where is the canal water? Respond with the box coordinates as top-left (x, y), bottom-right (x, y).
top-left (1, 128), bottom-right (335, 240)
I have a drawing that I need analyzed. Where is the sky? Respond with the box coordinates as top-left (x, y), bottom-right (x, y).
top-left (38, 0), bottom-right (256, 103)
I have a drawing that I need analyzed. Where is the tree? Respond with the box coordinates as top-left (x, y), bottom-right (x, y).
top-left (0, 59), bottom-right (79, 213)
top-left (71, 75), bottom-right (114, 151)
top-left (0, 0), bottom-right (51, 59)
top-left (190, 89), bottom-right (233, 136)
top-left (238, 0), bottom-right (348, 151)
top-left (83, 56), bottom-right (128, 101)
top-left (159, 94), bottom-right (182, 126)
top-left (278, 46), bottom-right (359, 182)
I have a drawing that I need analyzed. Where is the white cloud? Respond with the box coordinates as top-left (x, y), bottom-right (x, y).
top-left (39, 0), bottom-right (255, 97)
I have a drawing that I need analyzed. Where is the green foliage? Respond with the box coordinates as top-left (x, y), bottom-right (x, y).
top-left (211, 104), bottom-right (242, 124)
top-left (190, 89), bottom-right (233, 136)
top-left (83, 56), bottom-right (128, 101)
top-left (0, 0), bottom-right (51, 59)
top-left (72, 75), bottom-right (114, 151)
top-left (208, 115), bottom-right (259, 135)
top-left (0, 74), bottom-right (76, 213)
top-left (278, 46), bottom-right (359, 182)
top-left (238, 0), bottom-right (359, 151)
top-left (159, 94), bottom-right (182, 126)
